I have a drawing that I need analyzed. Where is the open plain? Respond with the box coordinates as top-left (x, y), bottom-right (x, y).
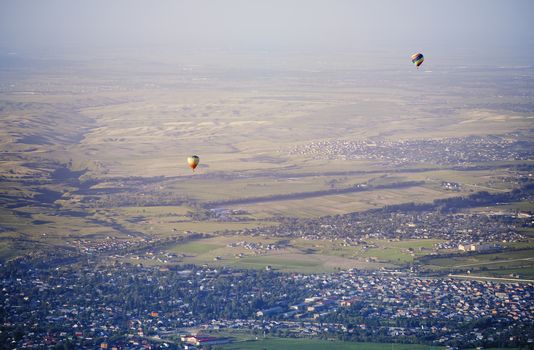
top-left (1, 51), bottom-right (533, 277)
top-left (1, 50), bottom-right (533, 349)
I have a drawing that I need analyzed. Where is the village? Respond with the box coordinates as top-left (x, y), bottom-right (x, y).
top-left (230, 201), bottom-right (532, 250)
top-left (1, 257), bottom-right (532, 349)
top-left (287, 135), bottom-right (534, 166)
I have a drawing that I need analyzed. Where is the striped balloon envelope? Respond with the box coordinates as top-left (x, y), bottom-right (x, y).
top-left (411, 53), bottom-right (424, 68)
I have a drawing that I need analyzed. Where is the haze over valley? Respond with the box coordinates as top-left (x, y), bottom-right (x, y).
top-left (1, 1), bottom-right (533, 349)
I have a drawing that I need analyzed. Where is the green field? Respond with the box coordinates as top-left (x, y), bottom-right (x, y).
top-left (162, 236), bottom-right (446, 272)
top-left (422, 248), bottom-right (534, 279)
top-left (466, 267), bottom-right (534, 280)
top-left (233, 255), bottom-right (324, 272)
top-left (167, 235), bottom-right (350, 273)
top-left (216, 338), bottom-right (444, 350)
top-left (171, 241), bottom-right (225, 255)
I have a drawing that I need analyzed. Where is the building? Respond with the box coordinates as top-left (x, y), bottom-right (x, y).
top-left (256, 306), bottom-right (284, 317)
top-left (183, 336), bottom-right (232, 346)
top-left (458, 243), bottom-right (500, 252)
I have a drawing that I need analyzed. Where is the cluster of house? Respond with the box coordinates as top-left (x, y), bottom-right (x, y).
top-left (226, 240), bottom-right (281, 253)
top-left (67, 237), bottom-right (150, 254)
top-left (287, 135), bottom-right (533, 166)
top-left (236, 208), bottom-right (530, 250)
top-left (2, 252), bottom-right (532, 349)
top-left (254, 270), bottom-right (533, 325)
top-left (441, 181), bottom-right (461, 191)
top-left (458, 242), bottom-right (501, 252)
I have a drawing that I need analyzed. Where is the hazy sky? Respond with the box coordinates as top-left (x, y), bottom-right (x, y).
top-left (1, 0), bottom-right (533, 61)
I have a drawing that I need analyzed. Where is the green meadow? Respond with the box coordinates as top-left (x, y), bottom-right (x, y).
top-left (216, 337), bottom-right (445, 350)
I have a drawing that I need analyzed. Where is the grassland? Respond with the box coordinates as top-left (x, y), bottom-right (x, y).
top-left (216, 337), bottom-right (445, 350)
top-left (1, 53), bottom-right (533, 262)
top-left (163, 235), bottom-right (447, 273)
top-left (226, 185), bottom-right (462, 218)
top-left (422, 248), bottom-right (534, 279)
top-left (473, 201), bottom-right (534, 212)
top-left (451, 269), bottom-right (534, 282)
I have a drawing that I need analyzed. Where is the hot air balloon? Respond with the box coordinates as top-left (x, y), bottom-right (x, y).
top-left (187, 155), bottom-right (199, 172)
top-left (411, 53), bottom-right (424, 68)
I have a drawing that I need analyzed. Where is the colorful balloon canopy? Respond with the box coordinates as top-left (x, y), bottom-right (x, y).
top-left (411, 53), bottom-right (424, 68)
top-left (187, 155), bottom-right (199, 171)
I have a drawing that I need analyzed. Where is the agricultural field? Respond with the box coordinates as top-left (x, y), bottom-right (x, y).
top-left (1, 52), bottom-right (533, 263)
top-left (217, 336), bottom-right (521, 350)
top-left (167, 235), bottom-right (354, 273)
top-left (216, 337), bottom-right (446, 350)
top-left (470, 201), bottom-right (534, 213)
top-left (163, 235), bottom-right (446, 273)
top-left (454, 268), bottom-right (534, 281)
top-left (422, 248), bottom-right (534, 279)
top-left (2, 3), bottom-right (534, 349)
top-left (226, 184), bottom-right (462, 218)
